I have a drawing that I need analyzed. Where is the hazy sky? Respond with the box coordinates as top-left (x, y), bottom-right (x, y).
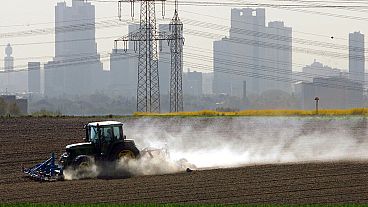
top-left (0, 0), bottom-right (367, 72)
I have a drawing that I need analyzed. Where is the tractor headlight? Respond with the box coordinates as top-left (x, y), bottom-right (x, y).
top-left (61, 152), bottom-right (70, 158)
top-left (59, 152), bottom-right (70, 165)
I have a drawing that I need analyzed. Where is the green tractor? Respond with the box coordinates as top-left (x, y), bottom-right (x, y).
top-left (59, 121), bottom-right (140, 170)
top-left (24, 121), bottom-right (172, 181)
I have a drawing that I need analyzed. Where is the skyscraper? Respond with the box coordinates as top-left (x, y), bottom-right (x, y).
top-left (1, 44), bottom-right (14, 93)
top-left (213, 8), bottom-right (292, 97)
top-left (28, 62), bottom-right (41, 95)
top-left (158, 24), bottom-right (171, 96)
top-left (184, 70), bottom-right (203, 96)
top-left (45, 0), bottom-right (103, 97)
top-left (109, 24), bottom-right (139, 97)
top-left (55, 0), bottom-right (98, 59)
top-left (349, 32), bottom-right (365, 84)
top-left (4, 44), bottom-right (13, 72)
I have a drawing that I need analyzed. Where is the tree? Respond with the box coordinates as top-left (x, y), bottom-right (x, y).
top-left (8, 102), bottom-right (20, 116)
top-left (0, 98), bottom-right (6, 116)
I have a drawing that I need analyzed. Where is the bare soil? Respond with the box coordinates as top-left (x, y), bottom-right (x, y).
top-left (1, 117), bottom-right (368, 204)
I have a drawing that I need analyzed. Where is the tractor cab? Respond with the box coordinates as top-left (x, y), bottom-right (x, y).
top-left (84, 121), bottom-right (127, 157)
top-left (86, 121), bottom-right (126, 143)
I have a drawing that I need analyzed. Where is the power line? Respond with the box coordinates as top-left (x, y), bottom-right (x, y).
top-left (1, 17), bottom-right (366, 62)
top-left (1, 49), bottom-right (366, 105)
top-left (179, 9), bottom-right (365, 44)
top-left (183, 28), bottom-right (365, 62)
top-left (1, 49), bottom-right (366, 94)
top-left (0, 16), bottom-right (117, 28)
top-left (0, 19), bottom-right (131, 39)
top-left (0, 6), bottom-right (364, 55)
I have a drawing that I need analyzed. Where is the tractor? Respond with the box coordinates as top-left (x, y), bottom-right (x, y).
top-left (23, 121), bottom-right (141, 181)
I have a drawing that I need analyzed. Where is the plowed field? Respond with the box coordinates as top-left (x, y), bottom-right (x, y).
top-left (1, 117), bottom-right (368, 204)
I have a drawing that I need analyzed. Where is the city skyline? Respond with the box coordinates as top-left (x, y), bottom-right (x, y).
top-left (0, 0), bottom-right (367, 113)
top-left (0, 0), bottom-right (366, 74)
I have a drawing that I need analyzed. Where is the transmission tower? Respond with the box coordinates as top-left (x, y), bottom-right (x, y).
top-left (168, 0), bottom-right (184, 112)
top-left (115, 0), bottom-right (167, 113)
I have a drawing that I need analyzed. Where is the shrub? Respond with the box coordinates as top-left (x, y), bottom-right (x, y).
top-left (32, 109), bottom-right (62, 117)
top-left (0, 98), bottom-right (6, 116)
top-left (8, 102), bottom-right (20, 116)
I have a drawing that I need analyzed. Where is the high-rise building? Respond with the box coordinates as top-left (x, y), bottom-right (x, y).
top-left (302, 60), bottom-right (341, 82)
top-left (295, 77), bottom-right (363, 109)
top-left (158, 24), bottom-right (171, 96)
top-left (4, 44), bottom-right (13, 72)
top-left (109, 24), bottom-right (139, 97)
top-left (202, 72), bottom-right (214, 95)
top-left (349, 32), bottom-right (365, 84)
top-left (1, 44), bottom-right (28, 94)
top-left (213, 8), bottom-right (292, 97)
top-left (0, 44), bottom-right (14, 93)
top-left (110, 23), bottom-right (171, 99)
top-left (28, 62), bottom-right (41, 94)
top-left (184, 70), bottom-right (203, 96)
top-left (44, 61), bottom-right (64, 97)
top-left (55, 0), bottom-right (98, 59)
top-left (45, 0), bottom-right (103, 97)
top-left (110, 49), bottom-right (137, 97)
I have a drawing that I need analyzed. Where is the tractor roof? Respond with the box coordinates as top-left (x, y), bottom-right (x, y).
top-left (88, 121), bottom-right (123, 127)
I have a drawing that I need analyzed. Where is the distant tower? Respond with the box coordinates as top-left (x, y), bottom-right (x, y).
top-left (55, 0), bottom-right (98, 59)
top-left (49, 0), bottom-right (103, 96)
top-left (4, 43), bottom-right (14, 72)
top-left (213, 8), bottom-right (292, 97)
top-left (349, 32), bottom-right (365, 83)
top-left (28, 62), bottom-right (41, 94)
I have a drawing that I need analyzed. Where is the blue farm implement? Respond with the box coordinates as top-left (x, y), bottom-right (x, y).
top-left (23, 153), bottom-right (64, 181)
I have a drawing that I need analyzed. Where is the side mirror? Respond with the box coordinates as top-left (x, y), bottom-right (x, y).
top-left (123, 135), bottom-right (127, 140)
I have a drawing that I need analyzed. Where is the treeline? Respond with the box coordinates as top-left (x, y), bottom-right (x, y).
top-left (29, 93), bottom-right (136, 116)
top-left (0, 98), bottom-right (21, 116)
top-left (28, 90), bottom-right (301, 116)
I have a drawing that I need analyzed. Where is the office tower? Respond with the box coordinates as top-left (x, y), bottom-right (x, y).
top-left (45, 0), bottom-right (103, 97)
top-left (28, 62), bottom-right (41, 94)
top-left (109, 24), bottom-right (139, 97)
top-left (184, 70), bottom-right (203, 96)
top-left (158, 24), bottom-right (171, 96)
top-left (4, 44), bottom-right (13, 72)
top-left (213, 8), bottom-right (292, 97)
top-left (349, 32), bottom-right (365, 84)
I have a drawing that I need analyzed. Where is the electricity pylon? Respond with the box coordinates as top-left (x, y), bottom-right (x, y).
top-left (115, 0), bottom-right (167, 113)
top-left (168, 0), bottom-right (184, 112)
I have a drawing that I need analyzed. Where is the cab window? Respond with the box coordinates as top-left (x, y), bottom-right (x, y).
top-left (113, 126), bottom-right (122, 140)
top-left (89, 127), bottom-right (98, 143)
top-left (101, 127), bottom-right (113, 143)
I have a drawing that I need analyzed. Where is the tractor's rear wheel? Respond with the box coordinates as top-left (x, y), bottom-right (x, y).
top-left (112, 143), bottom-right (140, 162)
top-left (72, 156), bottom-right (94, 172)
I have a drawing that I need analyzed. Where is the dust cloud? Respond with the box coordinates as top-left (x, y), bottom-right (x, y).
top-left (65, 117), bottom-right (368, 180)
top-left (63, 162), bottom-right (100, 180)
top-left (126, 117), bottom-right (368, 169)
top-left (63, 151), bottom-right (193, 180)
